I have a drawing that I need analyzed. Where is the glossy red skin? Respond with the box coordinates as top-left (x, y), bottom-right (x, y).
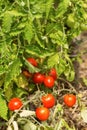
top-left (49, 68), bottom-right (57, 80)
top-left (44, 76), bottom-right (55, 88)
top-left (33, 73), bottom-right (45, 84)
top-left (36, 107), bottom-right (50, 121)
top-left (8, 98), bottom-right (23, 111)
top-left (42, 94), bottom-right (55, 108)
top-left (64, 94), bottom-right (76, 107)
top-left (27, 58), bottom-right (38, 67)
top-left (22, 70), bottom-right (32, 78)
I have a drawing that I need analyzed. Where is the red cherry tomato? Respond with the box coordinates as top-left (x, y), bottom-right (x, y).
top-left (36, 107), bottom-right (50, 121)
top-left (27, 57), bottom-right (38, 67)
top-left (64, 94), bottom-right (76, 107)
top-left (49, 68), bottom-right (57, 80)
top-left (44, 76), bottom-right (55, 88)
top-left (22, 70), bottom-right (32, 78)
top-left (41, 94), bottom-right (55, 108)
top-left (33, 73), bottom-right (45, 84)
top-left (8, 98), bottom-right (23, 111)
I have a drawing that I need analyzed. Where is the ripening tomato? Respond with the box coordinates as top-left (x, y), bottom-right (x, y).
top-left (64, 94), bottom-right (76, 107)
top-left (44, 76), bottom-right (55, 88)
top-left (41, 94), bottom-right (55, 108)
top-left (27, 57), bottom-right (38, 67)
top-left (32, 73), bottom-right (45, 84)
top-left (8, 98), bottom-right (23, 111)
top-left (49, 68), bottom-right (57, 80)
top-left (36, 107), bottom-right (50, 121)
top-left (22, 70), bottom-right (32, 78)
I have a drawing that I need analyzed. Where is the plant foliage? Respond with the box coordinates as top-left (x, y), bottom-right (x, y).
top-left (0, 0), bottom-right (87, 129)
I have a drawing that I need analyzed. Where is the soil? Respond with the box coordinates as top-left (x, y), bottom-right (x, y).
top-left (66, 31), bottom-right (87, 130)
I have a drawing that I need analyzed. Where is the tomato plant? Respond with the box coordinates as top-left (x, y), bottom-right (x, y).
top-left (32, 73), bottom-right (45, 84)
top-left (63, 94), bottom-right (76, 107)
top-left (49, 68), bottom-right (57, 80)
top-left (41, 94), bottom-right (55, 108)
top-left (8, 98), bottom-right (23, 111)
top-left (35, 107), bottom-right (50, 121)
top-left (44, 76), bottom-right (55, 88)
top-left (0, 0), bottom-right (87, 129)
top-left (27, 58), bottom-right (38, 67)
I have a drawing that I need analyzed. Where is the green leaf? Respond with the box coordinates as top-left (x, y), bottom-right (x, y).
top-left (14, 73), bottom-right (28, 88)
top-left (0, 66), bottom-right (5, 75)
top-left (82, 78), bottom-right (87, 86)
top-left (45, 0), bottom-right (54, 19)
top-left (4, 58), bottom-right (22, 91)
top-left (25, 45), bottom-right (54, 58)
top-left (0, 92), bottom-right (8, 120)
top-left (7, 10), bottom-right (26, 17)
top-left (64, 64), bottom-right (75, 81)
top-left (56, 0), bottom-right (70, 18)
top-left (10, 30), bottom-right (22, 36)
top-left (35, 34), bottom-right (45, 48)
top-left (24, 20), bottom-right (34, 44)
top-left (56, 58), bottom-right (66, 75)
top-left (47, 53), bottom-right (59, 68)
top-left (2, 12), bottom-right (12, 32)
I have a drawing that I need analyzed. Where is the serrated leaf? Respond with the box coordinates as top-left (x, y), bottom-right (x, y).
top-left (24, 21), bottom-right (34, 43)
top-left (56, 0), bottom-right (70, 18)
top-left (10, 30), bottom-right (22, 36)
top-left (7, 10), bottom-right (25, 17)
top-left (25, 45), bottom-right (54, 58)
top-left (35, 34), bottom-right (45, 48)
top-left (4, 58), bottom-right (22, 91)
top-left (45, 0), bottom-right (54, 19)
top-left (0, 93), bottom-right (8, 120)
top-left (2, 12), bottom-right (12, 32)
top-left (47, 53), bottom-right (59, 68)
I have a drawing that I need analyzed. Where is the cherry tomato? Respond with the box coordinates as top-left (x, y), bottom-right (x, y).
top-left (36, 107), bottom-right (50, 121)
top-left (41, 94), bottom-right (55, 108)
top-left (33, 73), bottom-right (45, 84)
top-left (49, 68), bottom-right (57, 80)
top-left (22, 70), bottom-right (32, 78)
top-left (44, 76), bottom-right (55, 88)
top-left (64, 94), bottom-right (76, 107)
top-left (27, 57), bottom-right (38, 67)
top-left (8, 98), bottom-right (23, 111)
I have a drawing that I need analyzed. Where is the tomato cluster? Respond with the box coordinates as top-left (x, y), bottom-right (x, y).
top-left (23, 57), bottom-right (57, 89)
top-left (36, 93), bottom-right (56, 121)
top-left (8, 57), bottom-right (77, 122)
